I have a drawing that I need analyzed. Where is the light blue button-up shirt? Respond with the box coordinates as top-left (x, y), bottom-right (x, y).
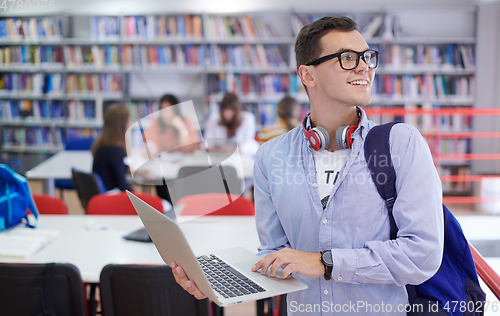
top-left (253, 107), bottom-right (444, 315)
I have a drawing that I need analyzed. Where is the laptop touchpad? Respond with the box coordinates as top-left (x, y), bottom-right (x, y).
top-left (233, 260), bottom-right (287, 279)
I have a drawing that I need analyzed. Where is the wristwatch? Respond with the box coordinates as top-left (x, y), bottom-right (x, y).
top-left (320, 250), bottom-right (333, 280)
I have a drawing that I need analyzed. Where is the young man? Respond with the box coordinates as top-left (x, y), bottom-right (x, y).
top-left (173, 17), bottom-right (444, 315)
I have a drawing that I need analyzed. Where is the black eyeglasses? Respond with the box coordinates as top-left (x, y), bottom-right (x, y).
top-left (305, 49), bottom-right (379, 70)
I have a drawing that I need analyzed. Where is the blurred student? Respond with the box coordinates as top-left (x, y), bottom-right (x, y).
top-left (92, 104), bottom-right (132, 192)
top-left (204, 92), bottom-right (259, 156)
top-left (143, 94), bottom-right (200, 157)
top-left (257, 96), bottom-right (301, 144)
top-left (142, 94), bottom-right (200, 203)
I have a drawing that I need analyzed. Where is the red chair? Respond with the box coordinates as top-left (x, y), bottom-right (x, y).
top-left (86, 192), bottom-right (163, 215)
top-left (32, 194), bottom-right (68, 214)
top-left (177, 193), bottom-right (254, 216)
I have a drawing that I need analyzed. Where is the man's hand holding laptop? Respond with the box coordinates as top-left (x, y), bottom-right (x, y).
top-left (172, 247), bottom-right (322, 300)
top-left (171, 261), bottom-right (208, 300)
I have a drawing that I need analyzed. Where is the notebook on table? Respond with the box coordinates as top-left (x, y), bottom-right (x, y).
top-left (126, 190), bottom-right (307, 307)
top-left (0, 226), bottom-right (60, 260)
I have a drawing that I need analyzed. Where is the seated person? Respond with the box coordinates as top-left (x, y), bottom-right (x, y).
top-left (204, 92), bottom-right (259, 157)
top-left (142, 94), bottom-right (200, 204)
top-left (257, 96), bottom-right (301, 144)
top-left (92, 104), bottom-right (132, 192)
top-left (143, 94), bottom-right (200, 157)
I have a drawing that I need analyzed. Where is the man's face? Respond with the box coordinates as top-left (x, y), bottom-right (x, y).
top-left (309, 30), bottom-right (375, 108)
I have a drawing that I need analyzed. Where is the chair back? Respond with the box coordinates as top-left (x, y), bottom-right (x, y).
top-left (71, 168), bottom-right (106, 211)
top-left (65, 137), bottom-right (94, 150)
top-left (100, 264), bottom-right (209, 316)
top-left (171, 165), bottom-right (243, 204)
top-left (55, 137), bottom-right (95, 191)
top-left (87, 192), bottom-right (163, 215)
top-left (32, 194), bottom-right (68, 214)
top-left (0, 263), bottom-right (87, 316)
top-left (178, 193), bottom-right (254, 216)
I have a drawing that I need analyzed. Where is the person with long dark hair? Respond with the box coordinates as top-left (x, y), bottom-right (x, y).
top-left (92, 104), bottom-right (132, 192)
top-left (204, 92), bottom-right (259, 156)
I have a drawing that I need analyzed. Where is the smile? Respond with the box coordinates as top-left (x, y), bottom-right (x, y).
top-left (348, 80), bottom-right (369, 85)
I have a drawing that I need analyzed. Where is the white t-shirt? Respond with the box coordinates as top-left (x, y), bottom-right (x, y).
top-left (313, 148), bottom-right (350, 209)
top-left (204, 111), bottom-right (260, 157)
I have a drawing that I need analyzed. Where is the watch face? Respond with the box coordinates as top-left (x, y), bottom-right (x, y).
top-left (322, 251), bottom-right (333, 265)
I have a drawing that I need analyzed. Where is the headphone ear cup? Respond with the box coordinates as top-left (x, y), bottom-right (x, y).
top-left (346, 125), bottom-right (357, 148)
top-left (336, 125), bottom-right (350, 150)
top-left (302, 114), bottom-right (322, 151)
top-left (306, 130), bottom-right (321, 151)
top-left (314, 126), bottom-right (330, 150)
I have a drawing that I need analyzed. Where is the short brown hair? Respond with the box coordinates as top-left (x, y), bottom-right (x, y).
top-left (277, 96), bottom-right (300, 131)
top-left (295, 16), bottom-right (359, 72)
top-left (91, 104), bottom-right (130, 156)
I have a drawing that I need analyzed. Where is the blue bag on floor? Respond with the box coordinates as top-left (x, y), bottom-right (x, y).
top-left (0, 164), bottom-right (39, 230)
top-left (365, 122), bottom-right (486, 316)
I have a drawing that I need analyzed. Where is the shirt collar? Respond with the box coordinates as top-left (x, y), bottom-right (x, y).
top-left (305, 106), bottom-right (368, 134)
top-left (356, 106), bottom-right (369, 141)
top-left (302, 106), bottom-right (370, 149)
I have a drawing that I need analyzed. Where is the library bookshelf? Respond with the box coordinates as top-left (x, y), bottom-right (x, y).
top-left (2, 8), bottom-right (496, 202)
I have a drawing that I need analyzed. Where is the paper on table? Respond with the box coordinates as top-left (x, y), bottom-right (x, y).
top-left (0, 227), bottom-right (60, 260)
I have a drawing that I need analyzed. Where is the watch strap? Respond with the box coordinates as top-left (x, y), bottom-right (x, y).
top-left (320, 250), bottom-right (333, 281)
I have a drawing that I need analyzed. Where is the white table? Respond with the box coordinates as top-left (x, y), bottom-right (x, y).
top-left (1, 215), bottom-right (499, 314)
top-left (25, 151), bottom-right (93, 196)
top-left (25, 150), bottom-right (255, 196)
top-left (12, 215), bottom-right (260, 283)
top-left (2, 214), bottom-right (499, 281)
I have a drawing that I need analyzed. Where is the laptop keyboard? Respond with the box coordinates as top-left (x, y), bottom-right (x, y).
top-left (197, 254), bottom-right (266, 298)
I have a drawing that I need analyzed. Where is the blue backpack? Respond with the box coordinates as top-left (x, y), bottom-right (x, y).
top-left (0, 164), bottom-right (39, 230)
top-left (364, 122), bottom-right (486, 316)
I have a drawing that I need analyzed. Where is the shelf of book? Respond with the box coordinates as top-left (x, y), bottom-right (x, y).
top-left (376, 68), bottom-right (475, 75)
top-left (0, 120), bottom-right (56, 127)
top-left (0, 10), bottom-right (481, 163)
top-left (2, 144), bottom-right (63, 153)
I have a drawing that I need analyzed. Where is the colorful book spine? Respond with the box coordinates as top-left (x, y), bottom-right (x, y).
top-left (385, 44), bottom-right (475, 69)
top-left (208, 73), bottom-right (292, 96)
top-left (91, 17), bottom-right (120, 40)
top-left (206, 15), bottom-right (278, 39)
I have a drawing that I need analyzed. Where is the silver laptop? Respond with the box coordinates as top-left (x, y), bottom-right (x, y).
top-left (126, 191), bottom-right (307, 307)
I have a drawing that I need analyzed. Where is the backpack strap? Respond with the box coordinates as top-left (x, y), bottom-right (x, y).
top-left (4, 181), bottom-right (12, 229)
top-left (364, 121), bottom-right (401, 240)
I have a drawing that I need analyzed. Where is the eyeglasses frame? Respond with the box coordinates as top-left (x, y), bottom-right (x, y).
top-left (305, 49), bottom-right (379, 70)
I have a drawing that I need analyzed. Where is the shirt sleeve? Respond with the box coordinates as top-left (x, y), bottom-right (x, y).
top-left (254, 144), bottom-right (291, 258)
top-left (331, 125), bottom-right (444, 286)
